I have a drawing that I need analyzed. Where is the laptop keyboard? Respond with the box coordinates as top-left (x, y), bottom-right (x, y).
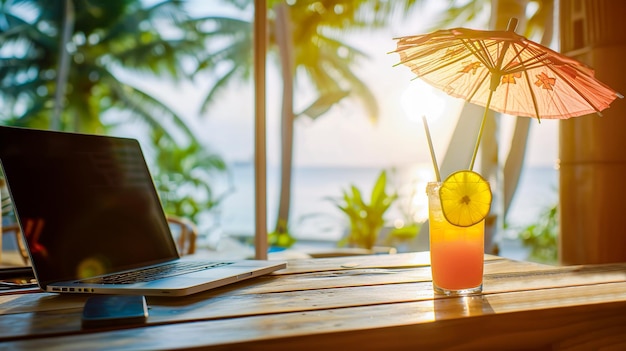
top-left (80, 261), bottom-right (234, 285)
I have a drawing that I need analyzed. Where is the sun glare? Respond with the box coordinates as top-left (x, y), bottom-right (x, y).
top-left (400, 80), bottom-right (445, 123)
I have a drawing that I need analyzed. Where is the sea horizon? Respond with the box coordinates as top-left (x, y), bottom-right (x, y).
top-left (201, 162), bottom-right (558, 257)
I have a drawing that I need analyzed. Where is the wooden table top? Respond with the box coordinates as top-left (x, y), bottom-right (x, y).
top-left (1, 251), bottom-right (626, 350)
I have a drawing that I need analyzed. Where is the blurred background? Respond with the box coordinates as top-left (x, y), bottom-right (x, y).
top-left (0, 0), bottom-right (559, 263)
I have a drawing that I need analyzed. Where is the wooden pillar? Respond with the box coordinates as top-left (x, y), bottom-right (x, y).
top-left (559, 0), bottom-right (626, 264)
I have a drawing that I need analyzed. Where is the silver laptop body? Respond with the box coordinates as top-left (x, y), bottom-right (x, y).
top-left (0, 126), bottom-right (285, 296)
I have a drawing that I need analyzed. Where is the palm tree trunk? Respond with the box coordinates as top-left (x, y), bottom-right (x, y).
top-left (274, 3), bottom-right (295, 236)
top-left (479, 0), bottom-right (529, 254)
top-left (492, 2), bottom-right (529, 220)
top-left (52, 0), bottom-right (74, 131)
top-left (503, 0), bottom-right (554, 218)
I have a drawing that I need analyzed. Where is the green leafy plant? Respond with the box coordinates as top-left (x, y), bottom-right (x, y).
top-left (385, 223), bottom-right (421, 247)
top-left (268, 219), bottom-right (297, 248)
top-left (331, 170), bottom-right (397, 250)
top-left (517, 204), bottom-right (558, 264)
top-left (150, 129), bottom-right (232, 226)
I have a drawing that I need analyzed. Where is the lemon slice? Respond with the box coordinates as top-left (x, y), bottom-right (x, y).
top-left (439, 170), bottom-right (492, 227)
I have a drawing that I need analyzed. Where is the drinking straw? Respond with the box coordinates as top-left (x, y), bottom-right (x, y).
top-left (421, 115), bottom-right (441, 182)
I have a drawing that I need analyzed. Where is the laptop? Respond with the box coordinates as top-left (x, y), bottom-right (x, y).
top-left (0, 126), bottom-right (286, 296)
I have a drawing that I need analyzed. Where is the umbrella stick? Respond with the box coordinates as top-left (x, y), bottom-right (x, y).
top-left (469, 90), bottom-right (494, 171)
top-left (421, 115), bottom-right (441, 182)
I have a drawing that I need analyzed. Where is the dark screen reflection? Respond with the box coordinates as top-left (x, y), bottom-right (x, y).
top-left (0, 127), bottom-right (178, 285)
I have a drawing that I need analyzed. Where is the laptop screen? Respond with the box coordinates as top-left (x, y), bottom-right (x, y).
top-left (0, 127), bottom-right (179, 285)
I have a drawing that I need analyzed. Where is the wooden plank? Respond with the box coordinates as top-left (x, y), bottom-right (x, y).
top-left (0, 257), bottom-right (557, 317)
top-left (0, 293), bottom-right (87, 315)
top-left (1, 261), bottom-right (625, 341)
top-left (189, 256), bottom-right (551, 296)
top-left (3, 282), bottom-right (626, 350)
top-left (0, 256), bottom-right (545, 316)
top-left (275, 252), bottom-right (505, 274)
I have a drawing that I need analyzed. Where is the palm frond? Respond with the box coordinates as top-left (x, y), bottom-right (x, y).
top-left (199, 66), bottom-right (243, 114)
top-left (104, 73), bottom-right (194, 144)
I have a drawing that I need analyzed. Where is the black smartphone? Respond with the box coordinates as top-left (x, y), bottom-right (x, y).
top-left (81, 295), bottom-right (149, 329)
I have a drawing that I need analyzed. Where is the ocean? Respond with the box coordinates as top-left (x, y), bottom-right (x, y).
top-left (202, 163), bottom-right (558, 259)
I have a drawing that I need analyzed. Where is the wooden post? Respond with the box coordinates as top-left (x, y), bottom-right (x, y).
top-left (254, 0), bottom-right (268, 260)
top-left (559, 0), bottom-right (626, 264)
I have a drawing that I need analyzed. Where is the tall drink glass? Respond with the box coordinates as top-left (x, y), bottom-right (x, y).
top-left (427, 182), bottom-right (484, 295)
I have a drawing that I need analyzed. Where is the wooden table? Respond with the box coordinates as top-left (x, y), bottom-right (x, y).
top-left (1, 252), bottom-right (626, 350)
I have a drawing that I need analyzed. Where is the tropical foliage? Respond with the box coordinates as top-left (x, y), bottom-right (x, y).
top-left (517, 203), bottom-right (558, 264)
top-left (437, 0), bottom-right (553, 39)
top-left (1, 0), bottom-right (194, 137)
top-left (195, 0), bottom-right (424, 117)
top-left (150, 129), bottom-right (232, 225)
top-left (331, 170), bottom-right (397, 250)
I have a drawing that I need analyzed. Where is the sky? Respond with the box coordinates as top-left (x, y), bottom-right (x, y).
top-left (131, 0), bottom-right (560, 170)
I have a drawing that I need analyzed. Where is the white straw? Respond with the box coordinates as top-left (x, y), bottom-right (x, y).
top-left (422, 115), bottom-right (441, 182)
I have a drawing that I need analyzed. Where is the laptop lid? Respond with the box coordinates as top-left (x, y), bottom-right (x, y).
top-left (0, 126), bottom-right (180, 288)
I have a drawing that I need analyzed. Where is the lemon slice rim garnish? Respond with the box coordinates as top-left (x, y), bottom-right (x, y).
top-left (439, 170), bottom-right (492, 227)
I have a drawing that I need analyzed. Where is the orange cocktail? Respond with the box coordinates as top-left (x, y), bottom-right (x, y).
top-left (427, 181), bottom-right (485, 295)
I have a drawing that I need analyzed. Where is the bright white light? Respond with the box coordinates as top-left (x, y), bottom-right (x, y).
top-left (410, 167), bottom-right (432, 222)
top-left (400, 80), bottom-right (445, 123)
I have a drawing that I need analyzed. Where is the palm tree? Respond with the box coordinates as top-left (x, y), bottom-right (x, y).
top-left (0, 0), bottom-right (230, 224)
top-left (194, 0), bottom-right (424, 245)
top-left (52, 0), bottom-right (74, 130)
top-left (0, 0), bottom-right (199, 142)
